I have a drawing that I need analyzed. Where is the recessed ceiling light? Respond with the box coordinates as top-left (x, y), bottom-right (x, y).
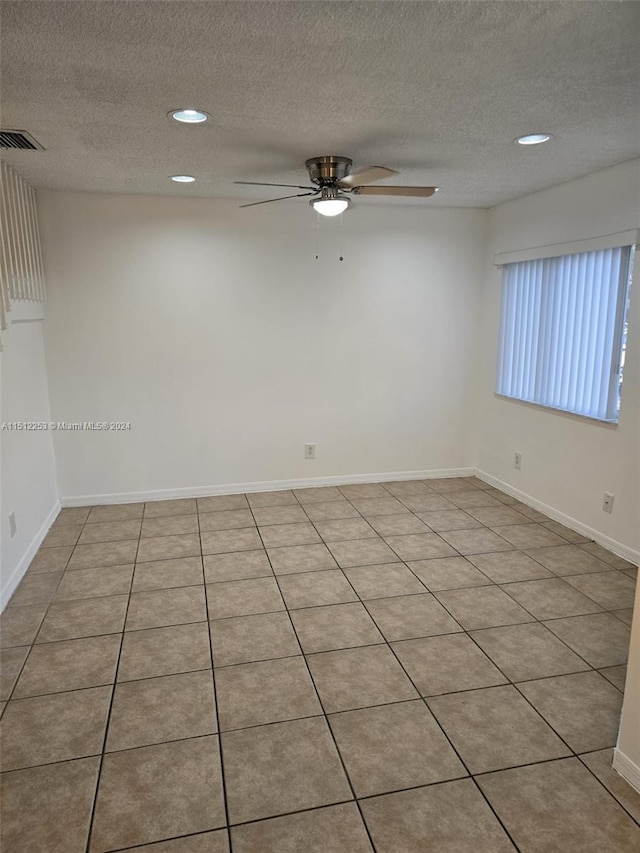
top-left (516, 133), bottom-right (553, 145)
top-left (169, 109), bottom-right (208, 124)
top-left (170, 175), bottom-right (195, 183)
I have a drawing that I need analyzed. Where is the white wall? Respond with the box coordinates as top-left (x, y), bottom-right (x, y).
top-left (38, 191), bottom-right (486, 502)
top-left (474, 159), bottom-right (640, 558)
top-left (1, 308), bottom-right (59, 607)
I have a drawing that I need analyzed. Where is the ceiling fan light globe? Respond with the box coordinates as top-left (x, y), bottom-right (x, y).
top-left (311, 197), bottom-right (350, 216)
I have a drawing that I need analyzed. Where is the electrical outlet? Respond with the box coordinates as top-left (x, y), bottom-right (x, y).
top-left (514, 452), bottom-right (522, 470)
top-left (304, 443), bottom-right (316, 460)
top-left (602, 492), bottom-right (614, 513)
top-left (9, 512), bottom-right (17, 537)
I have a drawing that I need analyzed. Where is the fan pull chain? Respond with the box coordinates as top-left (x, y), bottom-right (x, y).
top-left (338, 212), bottom-right (344, 262)
top-left (315, 212), bottom-right (320, 260)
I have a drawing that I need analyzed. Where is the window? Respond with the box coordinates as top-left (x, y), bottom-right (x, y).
top-left (496, 244), bottom-right (634, 422)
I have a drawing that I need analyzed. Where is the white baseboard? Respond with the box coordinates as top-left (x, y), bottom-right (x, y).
top-left (60, 467), bottom-right (476, 507)
top-left (475, 470), bottom-right (639, 566)
top-left (613, 748), bottom-right (640, 795)
top-left (1, 500), bottom-right (61, 611)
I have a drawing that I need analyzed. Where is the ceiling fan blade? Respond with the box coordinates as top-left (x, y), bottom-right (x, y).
top-left (352, 186), bottom-right (439, 197)
top-left (338, 166), bottom-right (399, 188)
top-left (235, 180), bottom-right (315, 190)
top-left (239, 192), bottom-right (317, 208)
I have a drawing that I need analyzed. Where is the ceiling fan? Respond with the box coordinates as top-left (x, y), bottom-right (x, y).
top-left (234, 155), bottom-right (439, 216)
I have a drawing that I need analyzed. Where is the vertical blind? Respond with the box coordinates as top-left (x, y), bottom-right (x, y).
top-left (497, 245), bottom-right (633, 422)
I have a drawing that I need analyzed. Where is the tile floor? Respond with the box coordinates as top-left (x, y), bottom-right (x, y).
top-left (1, 477), bottom-right (639, 852)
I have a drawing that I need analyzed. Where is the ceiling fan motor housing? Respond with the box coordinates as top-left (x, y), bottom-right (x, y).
top-left (305, 155), bottom-right (352, 186)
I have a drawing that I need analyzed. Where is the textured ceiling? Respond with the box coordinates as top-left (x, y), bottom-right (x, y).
top-left (1, 1), bottom-right (639, 207)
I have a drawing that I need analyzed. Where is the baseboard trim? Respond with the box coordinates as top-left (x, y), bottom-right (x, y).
top-left (475, 470), bottom-right (639, 565)
top-left (60, 467), bottom-right (476, 508)
top-left (1, 500), bottom-right (61, 611)
top-left (613, 748), bottom-right (640, 795)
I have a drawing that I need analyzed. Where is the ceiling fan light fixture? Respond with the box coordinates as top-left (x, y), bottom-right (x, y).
top-left (516, 133), bottom-right (553, 145)
top-left (311, 188), bottom-right (350, 217)
top-left (169, 108), bottom-right (209, 124)
top-left (170, 175), bottom-right (195, 183)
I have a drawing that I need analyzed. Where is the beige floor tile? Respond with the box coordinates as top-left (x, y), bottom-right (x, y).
top-left (399, 494), bottom-right (457, 513)
top-left (293, 486), bottom-right (345, 504)
top-left (222, 716), bottom-right (351, 824)
top-left (408, 556), bottom-right (491, 590)
top-left (246, 490), bottom-right (298, 507)
top-left (465, 505), bottom-right (532, 526)
top-left (517, 671), bottom-right (623, 752)
top-left (621, 565), bottom-right (638, 579)
top-left (564, 570), bottom-right (636, 610)
top-left (365, 594), bottom-right (462, 641)
top-left (477, 758), bottom-right (640, 853)
top-left (328, 538), bottom-right (400, 568)
top-left (384, 533), bottom-right (458, 561)
top-left (367, 513), bottom-right (431, 536)
top-left (428, 685), bottom-right (570, 773)
top-left (117, 622), bottom-right (211, 681)
top-left (344, 563), bottom-right (424, 599)
top-left (469, 622), bottom-right (590, 682)
top-left (207, 577), bottom-right (284, 619)
top-left (216, 656), bottom-right (321, 730)
top-left (434, 585), bottom-right (533, 629)
top-left (579, 542), bottom-right (636, 569)
top-left (140, 514), bottom-right (199, 538)
top-left (613, 608), bottom-right (634, 625)
top-left (197, 494), bottom-right (248, 512)
top-left (0, 686), bottom-right (111, 770)
top-left (53, 506), bottom-right (92, 526)
top-left (598, 664), bottom-right (627, 691)
top-left (361, 778), bottom-right (516, 852)
top-left (428, 478), bottom-right (478, 493)
top-left (201, 528), bottom-right (262, 556)
top-left (447, 491), bottom-right (502, 509)
top-left (492, 523), bottom-right (568, 549)
top-left (502, 577), bottom-right (603, 619)
top-left (78, 519), bottom-right (142, 544)
top-left (291, 602), bottom-right (384, 652)
top-left (198, 509), bottom-right (255, 532)
top-left (143, 498), bottom-right (197, 517)
top-left (126, 585), bottom-right (207, 630)
top-left (268, 542), bottom-right (338, 574)
top-left (90, 736), bottom-right (225, 851)
top-left (119, 831), bottom-right (229, 852)
top-left (41, 524), bottom-right (83, 548)
top-left (505, 501), bottom-right (549, 521)
top-left (133, 556), bottom-right (204, 591)
top-left (329, 700), bottom-right (466, 797)
top-left (580, 748), bottom-right (640, 823)
top-left (9, 572), bottom-right (62, 606)
top-left (306, 645), bottom-right (418, 712)
top-left (87, 503), bottom-right (144, 523)
top-left (313, 517), bottom-right (377, 542)
top-left (14, 634), bottom-right (121, 697)
top-left (0, 757), bottom-right (100, 853)
top-left (392, 633), bottom-right (507, 695)
top-left (106, 670), bottom-right (216, 751)
top-left (277, 570), bottom-right (358, 609)
top-left (339, 484), bottom-right (389, 499)
top-left (466, 551), bottom-right (553, 583)
top-left (349, 497), bottom-right (410, 517)
top-left (415, 509), bottom-right (483, 531)
top-left (303, 500), bottom-right (361, 521)
top-left (524, 544), bottom-right (614, 575)
top-left (37, 594), bottom-right (128, 642)
top-left (0, 646), bottom-right (29, 700)
top-left (259, 522), bottom-right (321, 547)
top-left (543, 612), bottom-right (631, 667)
top-left (438, 528), bottom-right (514, 555)
top-left (137, 533), bottom-right (201, 562)
top-left (68, 540), bottom-right (139, 569)
top-left (384, 480), bottom-right (433, 496)
top-left (541, 520), bottom-right (590, 543)
top-left (28, 546), bottom-right (74, 572)
top-left (203, 550), bottom-right (272, 583)
top-left (210, 611), bottom-right (300, 666)
top-left (54, 564), bottom-right (133, 601)
top-left (253, 505), bottom-right (308, 526)
top-left (231, 802), bottom-right (371, 853)
top-left (0, 604), bottom-right (47, 647)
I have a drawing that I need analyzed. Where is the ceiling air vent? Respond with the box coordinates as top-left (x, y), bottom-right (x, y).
top-left (0, 130), bottom-right (44, 150)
